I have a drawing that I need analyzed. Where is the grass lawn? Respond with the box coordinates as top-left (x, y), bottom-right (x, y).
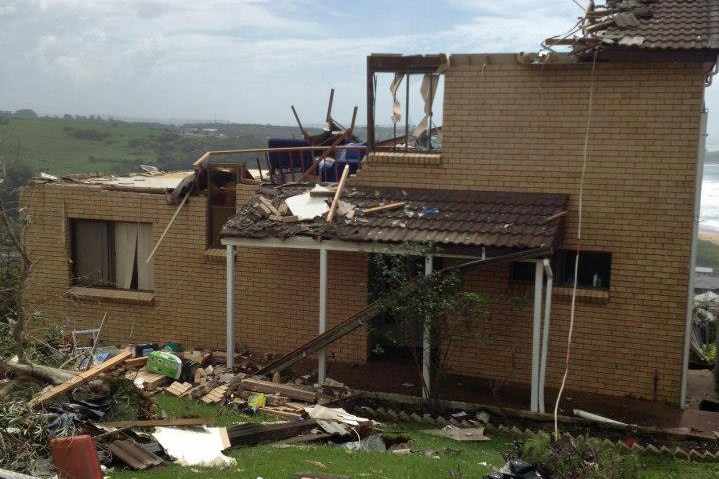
top-left (107, 396), bottom-right (719, 479)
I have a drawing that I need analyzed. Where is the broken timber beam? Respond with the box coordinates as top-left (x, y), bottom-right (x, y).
top-left (29, 349), bottom-right (132, 406)
top-left (240, 378), bottom-right (317, 402)
top-left (326, 165), bottom-right (350, 224)
top-left (362, 201), bottom-right (406, 215)
top-left (256, 247), bottom-right (550, 376)
top-left (226, 419), bottom-right (318, 447)
top-left (99, 417), bottom-right (214, 428)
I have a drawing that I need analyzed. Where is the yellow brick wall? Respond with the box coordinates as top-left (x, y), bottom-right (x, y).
top-left (352, 61), bottom-right (704, 404)
top-left (19, 184), bottom-right (368, 364)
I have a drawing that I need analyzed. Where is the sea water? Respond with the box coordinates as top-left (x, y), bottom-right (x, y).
top-left (702, 163), bottom-right (719, 233)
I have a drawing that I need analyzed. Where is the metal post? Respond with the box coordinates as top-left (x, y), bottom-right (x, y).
top-left (405, 74), bottom-right (410, 151)
top-left (539, 259), bottom-right (553, 413)
top-left (318, 247), bottom-right (328, 383)
top-left (226, 244), bottom-right (235, 369)
top-left (423, 255), bottom-right (433, 399)
top-left (531, 260), bottom-right (544, 412)
top-left (681, 108), bottom-right (707, 407)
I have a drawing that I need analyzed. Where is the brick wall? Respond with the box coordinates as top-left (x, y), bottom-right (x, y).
top-left (20, 183), bottom-right (368, 364)
top-left (20, 60), bottom-right (703, 404)
top-left (352, 61), bottom-right (705, 404)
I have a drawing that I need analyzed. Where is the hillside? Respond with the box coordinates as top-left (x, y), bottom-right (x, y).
top-left (0, 117), bottom-right (322, 176)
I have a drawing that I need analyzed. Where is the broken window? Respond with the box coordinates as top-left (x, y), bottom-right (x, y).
top-left (367, 55), bottom-right (447, 153)
top-left (553, 250), bottom-right (611, 289)
top-left (71, 219), bottom-right (154, 291)
top-left (207, 163), bottom-right (242, 248)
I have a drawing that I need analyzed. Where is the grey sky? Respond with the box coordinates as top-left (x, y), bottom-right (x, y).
top-left (1, 0), bottom-right (717, 147)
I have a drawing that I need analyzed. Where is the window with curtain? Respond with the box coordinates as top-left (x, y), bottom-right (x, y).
top-left (71, 219), bottom-right (154, 291)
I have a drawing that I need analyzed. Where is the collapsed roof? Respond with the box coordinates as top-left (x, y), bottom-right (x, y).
top-left (221, 184), bottom-right (568, 253)
top-left (545, 0), bottom-right (719, 55)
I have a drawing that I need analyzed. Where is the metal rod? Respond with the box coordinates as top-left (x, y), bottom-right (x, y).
top-left (427, 75), bottom-right (434, 151)
top-left (423, 255), bottom-right (433, 399)
top-left (256, 158), bottom-right (264, 181)
top-left (531, 260), bottom-right (544, 412)
top-left (405, 74), bottom-right (410, 151)
top-left (318, 247), bottom-right (328, 383)
top-left (226, 244), bottom-right (235, 369)
top-left (539, 259), bottom-right (553, 413)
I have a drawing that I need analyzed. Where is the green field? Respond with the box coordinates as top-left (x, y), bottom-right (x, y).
top-left (0, 117), bottom-right (305, 176)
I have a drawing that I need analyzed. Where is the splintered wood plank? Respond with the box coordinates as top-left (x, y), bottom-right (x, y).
top-left (126, 369), bottom-right (170, 390)
top-left (100, 418), bottom-right (214, 428)
top-left (362, 201), bottom-right (406, 215)
top-left (201, 384), bottom-right (228, 404)
top-left (165, 381), bottom-right (193, 396)
top-left (240, 378), bottom-right (316, 403)
top-left (29, 349), bottom-right (133, 406)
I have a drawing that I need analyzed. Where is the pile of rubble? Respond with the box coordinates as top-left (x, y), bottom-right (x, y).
top-left (0, 342), bottom-right (377, 477)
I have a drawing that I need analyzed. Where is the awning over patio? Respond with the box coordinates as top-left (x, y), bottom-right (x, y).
top-left (220, 184), bottom-right (567, 413)
top-left (221, 185), bottom-right (568, 253)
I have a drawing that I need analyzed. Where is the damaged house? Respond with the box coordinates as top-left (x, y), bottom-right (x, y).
top-left (20, 0), bottom-right (718, 411)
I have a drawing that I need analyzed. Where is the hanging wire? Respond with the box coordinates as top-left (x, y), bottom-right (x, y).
top-left (553, 49), bottom-right (599, 440)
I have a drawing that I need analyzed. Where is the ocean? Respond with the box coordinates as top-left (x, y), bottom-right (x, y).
top-left (702, 163), bottom-right (719, 233)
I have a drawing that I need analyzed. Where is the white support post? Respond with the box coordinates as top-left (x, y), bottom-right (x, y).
top-left (226, 244), bottom-right (235, 369)
top-left (318, 247), bottom-right (328, 384)
top-left (531, 260), bottom-right (544, 412)
top-left (422, 255), bottom-right (433, 399)
top-left (539, 259), bottom-right (553, 413)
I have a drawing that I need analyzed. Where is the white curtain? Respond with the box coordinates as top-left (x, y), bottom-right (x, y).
top-left (114, 222), bottom-right (138, 290)
top-left (136, 223), bottom-right (154, 290)
top-left (390, 73), bottom-right (405, 125)
top-left (412, 74), bottom-right (439, 139)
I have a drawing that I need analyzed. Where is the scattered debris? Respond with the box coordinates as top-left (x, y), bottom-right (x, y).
top-left (423, 425), bottom-right (490, 442)
top-left (152, 426), bottom-right (235, 467)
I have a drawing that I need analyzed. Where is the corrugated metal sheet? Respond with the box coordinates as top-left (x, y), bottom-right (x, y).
top-left (108, 438), bottom-right (165, 470)
top-left (222, 186), bottom-right (568, 250)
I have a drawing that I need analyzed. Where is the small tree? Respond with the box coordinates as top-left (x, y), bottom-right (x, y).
top-left (369, 244), bottom-right (491, 407)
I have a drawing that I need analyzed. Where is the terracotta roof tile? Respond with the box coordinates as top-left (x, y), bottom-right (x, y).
top-left (222, 185), bottom-right (568, 251)
top-left (600, 0), bottom-right (719, 50)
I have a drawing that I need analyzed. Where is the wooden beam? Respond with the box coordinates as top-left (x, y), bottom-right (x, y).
top-left (362, 201), bottom-right (406, 215)
top-left (325, 89), bottom-right (335, 125)
top-left (326, 165), bottom-right (350, 224)
top-left (99, 417), bottom-right (213, 428)
top-left (368, 54), bottom-right (445, 73)
top-left (291, 106), bottom-right (311, 142)
top-left (29, 349), bottom-right (132, 406)
top-left (543, 210), bottom-right (568, 223)
top-left (239, 378), bottom-right (317, 403)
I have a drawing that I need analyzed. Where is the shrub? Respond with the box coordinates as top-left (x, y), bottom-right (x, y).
top-left (521, 434), bottom-right (639, 479)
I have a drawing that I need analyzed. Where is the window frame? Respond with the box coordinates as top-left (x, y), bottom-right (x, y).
top-left (70, 218), bottom-right (154, 292)
top-left (553, 250), bottom-right (611, 290)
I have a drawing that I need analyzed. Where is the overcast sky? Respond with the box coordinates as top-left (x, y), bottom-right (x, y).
top-left (1, 0), bottom-right (718, 148)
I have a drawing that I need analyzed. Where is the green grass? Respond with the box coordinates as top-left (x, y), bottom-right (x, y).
top-left (0, 118), bottom-right (161, 174)
top-left (109, 396), bottom-right (719, 479)
top-left (0, 117), bottom-right (266, 176)
top-left (698, 239), bottom-right (719, 270)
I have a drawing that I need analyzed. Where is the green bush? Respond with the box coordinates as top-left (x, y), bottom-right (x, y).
top-left (697, 239), bottom-right (719, 269)
top-left (521, 434), bottom-right (639, 479)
